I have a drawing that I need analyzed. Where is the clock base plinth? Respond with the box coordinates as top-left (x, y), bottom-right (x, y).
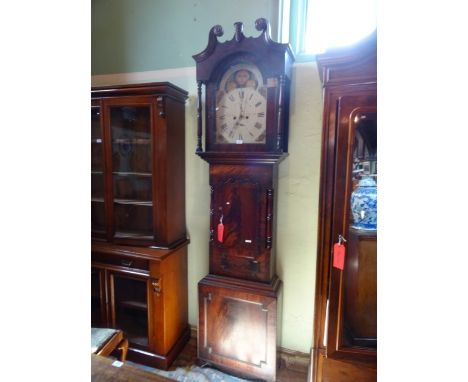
top-left (198, 274), bottom-right (282, 382)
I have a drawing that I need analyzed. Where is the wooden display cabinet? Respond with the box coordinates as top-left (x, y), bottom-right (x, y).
top-left (91, 82), bottom-right (188, 248)
top-left (311, 32), bottom-right (377, 382)
top-left (91, 82), bottom-right (190, 369)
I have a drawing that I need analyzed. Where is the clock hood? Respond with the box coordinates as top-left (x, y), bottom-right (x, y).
top-left (193, 18), bottom-right (294, 83)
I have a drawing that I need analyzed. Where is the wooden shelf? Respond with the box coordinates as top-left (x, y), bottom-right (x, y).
top-left (112, 138), bottom-right (151, 145)
top-left (114, 199), bottom-right (152, 206)
top-left (349, 227), bottom-right (377, 240)
top-left (117, 300), bottom-right (148, 311)
top-left (112, 172), bottom-right (152, 177)
top-left (114, 232), bottom-right (153, 241)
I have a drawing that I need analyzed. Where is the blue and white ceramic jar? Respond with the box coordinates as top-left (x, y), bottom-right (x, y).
top-left (350, 176), bottom-right (377, 230)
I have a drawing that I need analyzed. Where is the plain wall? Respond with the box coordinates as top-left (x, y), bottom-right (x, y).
top-left (92, 0), bottom-right (280, 74)
top-left (91, 0), bottom-right (323, 354)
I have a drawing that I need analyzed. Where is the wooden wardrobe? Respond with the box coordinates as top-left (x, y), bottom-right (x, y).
top-left (311, 32), bottom-right (377, 382)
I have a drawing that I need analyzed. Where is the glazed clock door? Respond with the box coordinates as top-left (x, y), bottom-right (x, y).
top-left (204, 60), bottom-right (282, 153)
top-left (215, 63), bottom-right (267, 144)
top-left (326, 90), bottom-right (377, 361)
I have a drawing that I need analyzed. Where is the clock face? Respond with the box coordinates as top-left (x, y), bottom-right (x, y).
top-left (215, 63), bottom-right (267, 144)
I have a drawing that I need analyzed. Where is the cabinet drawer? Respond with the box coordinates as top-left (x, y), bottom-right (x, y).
top-left (92, 252), bottom-right (149, 271)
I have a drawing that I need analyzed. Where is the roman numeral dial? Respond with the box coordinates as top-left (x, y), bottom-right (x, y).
top-left (216, 87), bottom-right (266, 144)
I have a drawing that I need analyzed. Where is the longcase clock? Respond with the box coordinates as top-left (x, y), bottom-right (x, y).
top-left (193, 19), bottom-right (294, 381)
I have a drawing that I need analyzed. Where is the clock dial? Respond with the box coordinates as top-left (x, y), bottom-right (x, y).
top-left (215, 64), bottom-right (267, 144)
top-left (216, 87), bottom-right (266, 144)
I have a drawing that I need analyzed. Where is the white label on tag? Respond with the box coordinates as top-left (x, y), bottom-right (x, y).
top-left (267, 77), bottom-right (278, 87)
top-left (112, 361), bottom-right (124, 368)
top-left (245, 239), bottom-right (252, 243)
top-left (236, 139), bottom-right (243, 144)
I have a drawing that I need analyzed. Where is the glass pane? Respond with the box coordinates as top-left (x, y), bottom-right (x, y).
top-left (113, 173), bottom-right (152, 201)
top-left (114, 203), bottom-right (153, 237)
top-left (110, 106), bottom-right (152, 174)
top-left (343, 111), bottom-right (377, 349)
top-left (91, 173), bottom-right (104, 199)
top-left (91, 107), bottom-right (102, 140)
top-left (91, 201), bottom-right (106, 233)
top-left (92, 142), bottom-right (103, 172)
top-left (91, 268), bottom-right (103, 326)
top-left (110, 105), bottom-right (153, 237)
top-left (113, 274), bottom-right (148, 346)
top-left (91, 106), bottom-right (105, 235)
top-left (92, 107), bottom-right (103, 172)
top-left (215, 63), bottom-right (267, 144)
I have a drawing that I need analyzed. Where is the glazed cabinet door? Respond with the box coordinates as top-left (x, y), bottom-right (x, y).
top-left (107, 269), bottom-right (153, 349)
top-left (209, 164), bottom-right (276, 282)
top-left (102, 97), bottom-right (156, 244)
top-left (326, 88), bottom-right (377, 362)
top-left (91, 101), bottom-right (107, 239)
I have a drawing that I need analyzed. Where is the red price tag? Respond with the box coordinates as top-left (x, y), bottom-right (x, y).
top-left (217, 223), bottom-right (224, 243)
top-left (333, 243), bottom-right (346, 270)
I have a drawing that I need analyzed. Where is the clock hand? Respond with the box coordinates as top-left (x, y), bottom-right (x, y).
top-left (239, 97), bottom-right (245, 117)
top-left (241, 90), bottom-right (248, 116)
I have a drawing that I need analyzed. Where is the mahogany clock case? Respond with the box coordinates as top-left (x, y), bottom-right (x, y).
top-left (193, 19), bottom-right (294, 382)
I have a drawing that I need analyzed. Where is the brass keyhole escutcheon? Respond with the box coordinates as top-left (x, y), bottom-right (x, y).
top-left (152, 279), bottom-right (161, 295)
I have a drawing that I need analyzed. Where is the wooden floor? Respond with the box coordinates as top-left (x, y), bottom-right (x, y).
top-left (167, 337), bottom-right (308, 382)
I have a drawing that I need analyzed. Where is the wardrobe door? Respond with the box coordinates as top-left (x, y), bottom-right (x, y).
top-left (313, 32), bottom-right (377, 382)
top-left (318, 90), bottom-right (377, 382)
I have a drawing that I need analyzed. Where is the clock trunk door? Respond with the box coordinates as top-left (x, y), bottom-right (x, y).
top-left (209, 164), bottom-right (275, 282)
